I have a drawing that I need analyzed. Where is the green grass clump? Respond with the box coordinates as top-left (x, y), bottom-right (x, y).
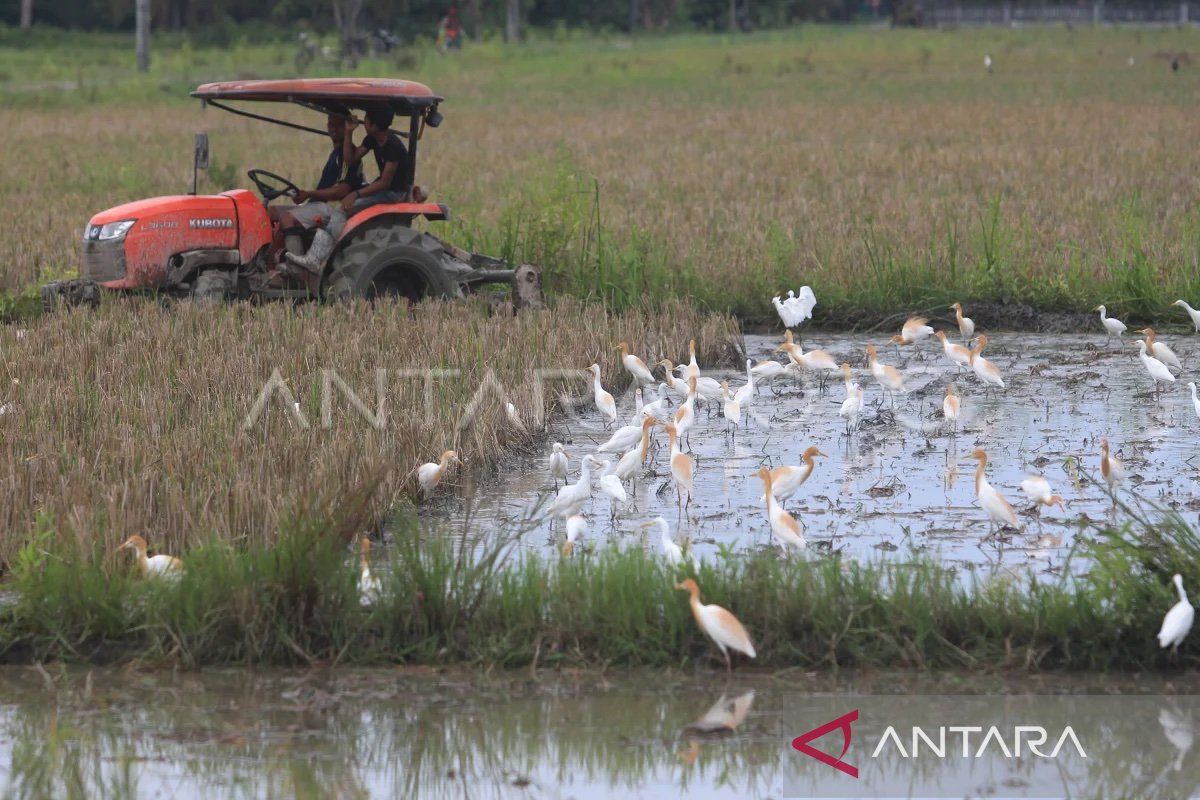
top-left (3, 502), bottom-right (1198, 672)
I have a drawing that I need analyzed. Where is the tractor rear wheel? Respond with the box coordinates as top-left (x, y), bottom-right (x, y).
top-left (322, 224), bottom-right (458, 303)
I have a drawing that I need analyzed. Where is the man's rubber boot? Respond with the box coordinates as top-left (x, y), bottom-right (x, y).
top-left (285, 228), bottom-right (334, 273)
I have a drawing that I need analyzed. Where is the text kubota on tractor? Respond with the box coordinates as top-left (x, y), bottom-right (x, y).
top-left (42, 78), bottom-right (543, 310)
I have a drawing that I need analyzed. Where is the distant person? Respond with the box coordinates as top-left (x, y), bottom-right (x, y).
top-left (437, 7), bottom-right (462, 53)
top-left (286, 104), bottom-right (409, 272)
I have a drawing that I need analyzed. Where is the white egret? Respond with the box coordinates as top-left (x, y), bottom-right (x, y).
top-left (890, 316), bottom-right (934, 346)
top-left (665, 422), bottom-right (695, 510)
top-left (756, 467), bottom-right (806, 552)
top-left (760, 446), bottom-right (826, 508)
top-left (563, 514), bottom-right (587, 556)
top-left (720, 380), bottom-right (742, 431)
top-left (612, 418), bottom-right (656, 483)
top-left (1157, 574), bottom-right (1195, 652)
top-left (1138, 328), bottom-right (1183, 372)
top-left (675, 578), bottom-right (756, 672)
top-left (547, 455), bottom-right (599, 519)
top-left (118, 535), bottom-right (183, 578)
top-left (1135, 339), bottom-right (1175, 395)
top-left (1173, 300), bottom-right (1200, 333)
top-left (935, 330), bottom-right (972, 370)
top-left (1100, 437), bottom-right (1126, 498)
top-left (971, 448), bottom-right (1020, 530)
top-left (548, 442), bottom-right (569, 488)
top-left (943, 384), bottom-right (961, 430)
top-left (418, 450), bottom-right (458, 497)
top-left (1189, 383), bottom-right (1200, 421)
top-left (866, 343), bottom-right (906, 402)
top-left (587, 364), bottom-right (618, 426)
top-left (969, 335), bottom-right (1005, 393)
top-left (839, 381), bottom-right (864, 433)
top-left (618, 341), bottom-right (656, 387)
top-left (950, 302), bottom-right (975, 341)
top-left (1020, 475), bottom-right (1064, 513)
top-left (1095, 305), bottom-right (1128, 341)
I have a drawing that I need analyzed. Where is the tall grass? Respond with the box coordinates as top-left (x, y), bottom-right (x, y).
top-left (4, 498), bottom-right (1198, 670)
top-left (0, 299), bottom-right (738, 564)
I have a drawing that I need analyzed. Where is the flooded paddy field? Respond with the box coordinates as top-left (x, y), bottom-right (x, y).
top-left (4, 666), bottom-right (1200, 799)
top-left (435, 332), bottom-right (1200, 575)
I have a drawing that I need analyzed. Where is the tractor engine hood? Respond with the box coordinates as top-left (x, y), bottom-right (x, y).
top-left (82, 190), bottom-right (265, 289)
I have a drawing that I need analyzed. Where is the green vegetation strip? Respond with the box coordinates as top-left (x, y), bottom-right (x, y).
top-left (4, 501), bottom-right (1196, 670)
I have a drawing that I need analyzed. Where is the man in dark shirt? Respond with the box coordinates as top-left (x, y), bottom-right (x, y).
top-left (271, 105), bottom-right (364, 262)
top-left (286, 104), bottom-right (410, 272)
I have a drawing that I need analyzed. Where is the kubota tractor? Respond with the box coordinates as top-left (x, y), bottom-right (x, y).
top-left (42, 78), bottom-right (543, 310)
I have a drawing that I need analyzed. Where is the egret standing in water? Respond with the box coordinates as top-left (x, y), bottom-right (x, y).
top-left (970, 448), bottom-right (1020, 531)
top-left (618, 342), bottom-right (656, 387)
top-left (1189, 383), bottom-right (1200, 422)
top-left (756, 467), bottom-right (807, 552)
top-left (935, 330), bottom-right (972, 371)
top-left (840, 377), bottom-right (864, 434)
top-left (548, 443), bottom-right (569, 488)
top-left (1138, 328), bottom-right (1183, 372)
top-left (1173, 300), bottom-right (1200, 333)
top-left (1135, 339), bottom-right (1175, 396)
top-left (417, 450), bottom-right (458, 497)
top-left (943, 384), bottom-right (961, 432)
top-left (950, 302), bottom-right (975, 342)
top-left (1158, 574), bottom-right (1195, 652)
top-left (1100, 437), bottom-right (1126, 502)
top-left (1095, 305), bottom-right (1128, 343)
top-left (587, 364), bottom-right (618, 427)
top-left (665, 422), bottom-right (695, 513)
top-left (760, 447), bottom-right (826, 509)
top-left (865, 344), bottom-right (905, 405)
top-left (969, 335), bottom-right (1005, 395)
top-left (547, 455), bottom-right (599, 520)
top-left (675, 578), bottom-right (757, 672)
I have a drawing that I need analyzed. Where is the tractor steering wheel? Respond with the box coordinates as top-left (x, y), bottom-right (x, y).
top-left (247, 169), bottom-right (301, 203)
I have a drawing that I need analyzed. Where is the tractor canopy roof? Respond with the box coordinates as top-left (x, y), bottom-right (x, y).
top-left (192, 78), bottom-right (443, 139)
top-left (192, 78), bottom-right (442, 111)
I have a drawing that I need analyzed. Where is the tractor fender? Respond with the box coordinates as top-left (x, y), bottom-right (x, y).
top-left (323, 218), bottom-right (467, 303)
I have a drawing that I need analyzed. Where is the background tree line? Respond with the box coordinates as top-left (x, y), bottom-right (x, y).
top-left (2, 0), bottom-right (898, 37)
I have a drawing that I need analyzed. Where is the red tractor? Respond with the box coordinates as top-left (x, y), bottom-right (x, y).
top-left (42, 78), bottom-right (542, 309)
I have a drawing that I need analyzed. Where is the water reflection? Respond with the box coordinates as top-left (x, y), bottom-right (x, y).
top-left (2, 668), bottom-right (1200, 799)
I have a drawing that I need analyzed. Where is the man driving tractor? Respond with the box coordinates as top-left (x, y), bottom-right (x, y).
top-left (287, 103), bottom-right (410, 273)
top-left (268, 104), bottom-right (364, 285)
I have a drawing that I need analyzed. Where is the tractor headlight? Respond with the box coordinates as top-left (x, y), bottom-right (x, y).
top-left (85, 220), bottom-right (136, 242)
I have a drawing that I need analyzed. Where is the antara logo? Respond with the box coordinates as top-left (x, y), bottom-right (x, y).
top-left (189, 218), bottom-right (234, 229)
top-left (792, 710), bottom-right (1087, 780)
top-left (792, 709), bottom-right (859, 778)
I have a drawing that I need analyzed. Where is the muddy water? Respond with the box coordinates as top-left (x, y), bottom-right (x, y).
top-left (3, 667), bottom-right (1199, 799)
top-left (435, 333), bottom-right (1200, 574)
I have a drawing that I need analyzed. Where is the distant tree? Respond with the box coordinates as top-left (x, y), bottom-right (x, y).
top-left (136, 0), bottom-right (150, 71)
top-left (505, 0), bottom-right (520, 41)
top-left (19, 0), bottom-right (31, 29)
top-left (332, 0), bottom-right (365, 52)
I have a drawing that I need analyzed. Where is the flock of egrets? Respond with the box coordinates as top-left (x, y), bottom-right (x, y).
top-left (113, 290), bottom-right (1200, 670)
